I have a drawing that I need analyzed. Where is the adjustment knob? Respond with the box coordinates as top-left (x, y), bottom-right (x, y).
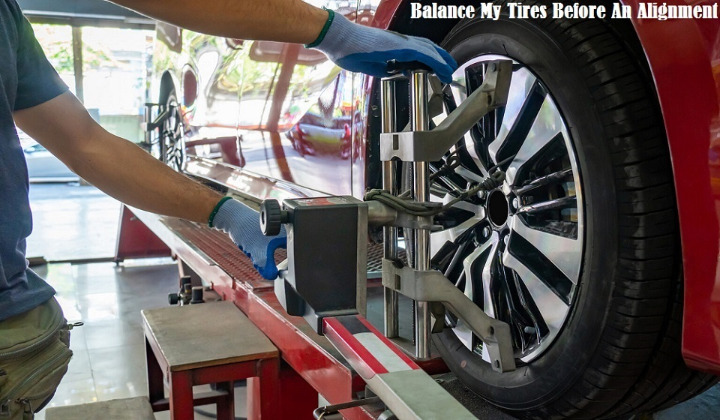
top-left (168, 293), bottom-right (179, 305)
top-left (260, 199), bottom-right (283, 236)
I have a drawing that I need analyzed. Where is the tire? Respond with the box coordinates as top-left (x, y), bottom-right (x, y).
top-left (151, 89), bottom-right (185, 171)
top-left (424, 2), bottom-right (717, 418)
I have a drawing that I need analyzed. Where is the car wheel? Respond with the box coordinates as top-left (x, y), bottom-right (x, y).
top-left (151, 89), bottom-right (186, 171)
top-left (423, 4), bottom-right (717, 418)
top-left (293, 135), bottom-right (306, 157)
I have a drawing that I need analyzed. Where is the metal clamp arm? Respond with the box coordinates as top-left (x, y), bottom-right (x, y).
top-left (380, 60), bottom-right (513, 163)
top-left (382, 259), bottom-right (516, 373)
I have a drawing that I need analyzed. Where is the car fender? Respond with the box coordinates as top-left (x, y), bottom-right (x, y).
top-left (624, 0), bottom-right (720, 373)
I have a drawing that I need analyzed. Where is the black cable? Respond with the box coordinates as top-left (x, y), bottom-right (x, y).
top-left (489, 154), bottom-right (516, 172)
top-left (364, 171), bottom-right (506, 217)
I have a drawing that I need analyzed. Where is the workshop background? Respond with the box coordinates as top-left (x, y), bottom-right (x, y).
top-left (12, 0), bottom-right (720, 419)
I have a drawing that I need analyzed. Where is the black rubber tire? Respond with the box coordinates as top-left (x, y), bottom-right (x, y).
top-left (432, 2), bottom-right (717, 418)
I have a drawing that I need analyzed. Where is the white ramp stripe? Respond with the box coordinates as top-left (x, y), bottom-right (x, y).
top-left (354, 333), bottom-right (413, 372)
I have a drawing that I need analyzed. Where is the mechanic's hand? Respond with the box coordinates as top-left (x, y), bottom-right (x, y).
top-left (309, 11), bottom-right (457, 83)
top-left (211, 198), bottom-right (286, 280)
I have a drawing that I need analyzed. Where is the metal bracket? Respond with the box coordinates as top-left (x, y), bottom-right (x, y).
top-left (367, 201), bottom-right (437, 231)
top-left (380, 60), bottom-right (513, 163)
top-left (142, 102), bottom-right (169, 133)
top-left (382, 259), bottom-right (516, 373)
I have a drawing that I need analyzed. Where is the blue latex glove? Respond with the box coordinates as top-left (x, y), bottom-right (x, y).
top-left (212, 199), bottom-right (286, 280)
top-left (309, 11), bottom-right (458, 83)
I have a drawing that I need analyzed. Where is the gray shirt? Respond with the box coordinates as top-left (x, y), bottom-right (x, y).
top-left (0, 0), bottom-right (68, 320)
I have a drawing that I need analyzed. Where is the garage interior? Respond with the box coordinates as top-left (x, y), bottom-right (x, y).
top-left (27, 184), bottom-right (720, 419)
top-left (8, 0), bottom-right (720, 419)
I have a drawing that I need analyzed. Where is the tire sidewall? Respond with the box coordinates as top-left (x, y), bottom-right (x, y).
top-left (433, 15), bottom-right (619, 409)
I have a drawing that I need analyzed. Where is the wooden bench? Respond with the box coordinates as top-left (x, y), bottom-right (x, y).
top-left (142, 301), bottom-right (280, 420)
top-left (45, 397), bottom-right (155, 420)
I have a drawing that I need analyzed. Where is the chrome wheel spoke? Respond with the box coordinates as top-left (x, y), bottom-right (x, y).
top-left (162, 102), bottom-right (185, 171)
top-left (451, 200), bottom-right (484, 215)
top-left (480, 233), bottom-right (501, 319)
top-left (447, 233), bottom-right (496, 353)
top-left (505, 97), bottom-right (567, 185)
top-left (505, 229), bottom-right (574, 305)
top-left (502, 250), bottom-right (570, 338)
top-left (489, 78), bottom-right (546, 167)
top-left (510, 215), bottom-right (581, 285)
top-left (461, 233), bottom-right (496, 302)
top-left (430, 193), bottom-right (486, 253)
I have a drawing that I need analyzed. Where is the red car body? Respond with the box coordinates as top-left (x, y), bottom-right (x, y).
top-left (153, 0), bottom-right (720, 374)
top-left (615, 0), bottom-right (720, 374)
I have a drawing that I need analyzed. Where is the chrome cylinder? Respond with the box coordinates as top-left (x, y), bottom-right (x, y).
top-left (410, 71), bottom-right (432, 359)
top-left (144, 103), bottom-right (153, 144)
top-left (381, 79), bottom-right (400, 339)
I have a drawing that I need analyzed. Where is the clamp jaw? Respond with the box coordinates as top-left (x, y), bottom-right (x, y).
top-left (380, 60), bottom-right (512, 162)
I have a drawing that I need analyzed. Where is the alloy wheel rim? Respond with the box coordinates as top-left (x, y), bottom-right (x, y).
top-left (430, 54), bottom-right (585, 363)
top-left (163, 98), bottom-right (185, 172)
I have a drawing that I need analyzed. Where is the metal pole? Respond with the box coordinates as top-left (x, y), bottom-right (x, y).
top-left (143, 104), bottom-right (153, 145)
top-left (381, 79), bottom-right (399, 339)
top-left (71, 26), bottom-right (84, 104)
top-left (410, 71), bottom-right (431, 359)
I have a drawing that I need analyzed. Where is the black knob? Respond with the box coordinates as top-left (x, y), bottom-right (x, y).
top-left (168, 293), bottom-right (179, 305)
top-left (260, 199), bottom-right (283, 236)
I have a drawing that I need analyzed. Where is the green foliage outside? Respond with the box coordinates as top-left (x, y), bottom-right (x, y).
top-left (31, 23), bottom-right (116, 74)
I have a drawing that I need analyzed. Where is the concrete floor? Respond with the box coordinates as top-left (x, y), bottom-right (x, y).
top-left (27, 183), bottom-right (120, 262)
top-left (25, 183), bottom-right (720, 419)
top-left (28, 184), bottom-right (246, 419)
top-left (33, 259), bottom-right (247, 420)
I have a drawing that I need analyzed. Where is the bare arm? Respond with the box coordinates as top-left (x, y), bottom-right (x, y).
top-left (109, 0), bottom-right (328, 44)
top-left (13, 92), bottom-right (223, 224)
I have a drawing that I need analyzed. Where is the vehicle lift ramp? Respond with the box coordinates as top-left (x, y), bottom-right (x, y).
top-left (118, 61), bottom-right (515, 419)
